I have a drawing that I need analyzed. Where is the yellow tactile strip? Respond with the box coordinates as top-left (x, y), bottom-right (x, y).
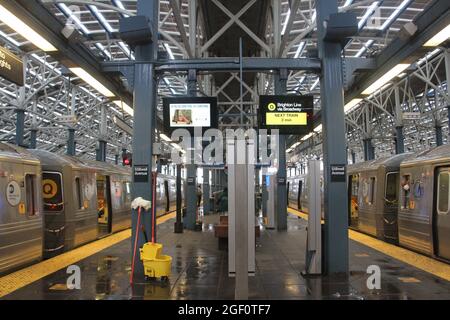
top-left (287, 208), bottom-right (450, 282)
top-left (0, 212), bottom-right (176, 298)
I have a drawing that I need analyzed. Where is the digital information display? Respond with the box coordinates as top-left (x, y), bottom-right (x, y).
top-left (163, 97), bottom-right (218, 134)
top-left (169, 103), bottom-right (211, 128)
top-left (259, 95), bottom-right (314, 135)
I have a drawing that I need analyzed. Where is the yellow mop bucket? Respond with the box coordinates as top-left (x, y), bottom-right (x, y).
top-left (140, 242), bottom-right (172, 279)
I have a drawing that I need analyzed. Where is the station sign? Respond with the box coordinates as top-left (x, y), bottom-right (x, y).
top-left (134, 165), bottom-right (149, 183)
top-left (0, 46), bottom-right (24, 86)
top-left (403, 112), bottom-right (421, 121)
top-left (330, 164), bottom-right (346, 182)
top-left (163, 97), bottom-right (218, 134)
top-left (258, 95), bottom-right (314, 135)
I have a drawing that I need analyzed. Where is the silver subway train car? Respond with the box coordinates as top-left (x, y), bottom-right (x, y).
top-left (398, 144), bottom-right (450, 261)
top-left (348, 153), bottom-right (410, 244)
top-left (287, 145), bottom-right (450, 263)
top-left (1, 142), bottom-right (182, 275)
top-left (0, 144), bottom-right (42, 274)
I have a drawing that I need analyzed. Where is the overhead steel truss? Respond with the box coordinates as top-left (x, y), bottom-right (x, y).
top-left (290, 48), bottom-right (450, 168)
top-left (0, 0), bottom-right (445, 163)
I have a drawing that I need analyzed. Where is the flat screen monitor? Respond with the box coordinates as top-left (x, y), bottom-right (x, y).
top-left (163, 97), bottom-right (218, 134)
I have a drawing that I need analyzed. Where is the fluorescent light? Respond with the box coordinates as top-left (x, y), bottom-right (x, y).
top-left (310, 78), bottom-right (320, 91)
top-left (164, 43), bottom-right (175, 60)
top-left (355, 40), bottom-right (374, 57)
top-left (160, 134), bottom-right (172, 142)
top-left (113, 100), bottom-right (133, 116)
top-left (301, 133), bottom-right (313, 141)
top-left (362, 64), bottom-right (409, 95)
top-left (0, 5), bottom-right (57, 52)
top-left (281, 9), bottom-right (291, 35)
top-left (344, 98), bottom-right (363, 113)
top-left (294, 42), bottom-right (306, 58)
top-left (70, 67), bottom-right (115, 97)
top-left (314, 124), bottom-right (322, 133)
top-left (380, 0), bottom-right (411, 31)
top-left (358, 2), bottom-right (380, 30)
top-left (423, 24), bottom-right (450, 47)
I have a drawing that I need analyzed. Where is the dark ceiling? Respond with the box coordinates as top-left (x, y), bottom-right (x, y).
top-left (199, 0), bottom-right (270, 123)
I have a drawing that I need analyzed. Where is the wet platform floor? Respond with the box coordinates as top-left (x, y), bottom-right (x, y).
top-left (3, 214), bottom-right (450, 300)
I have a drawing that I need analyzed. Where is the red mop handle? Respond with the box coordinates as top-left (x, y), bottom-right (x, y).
top-left (152, 172), bottom-right (157, 243)
top-left (130, 206), bottom-right (142, 284)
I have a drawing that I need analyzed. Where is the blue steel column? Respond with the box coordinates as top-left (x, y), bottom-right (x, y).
top-left (316, 0), bottom-right (349, 275)
top-left (131, 0), bottom-right (159, 277)
top-left (185, 69), bottom-right (198, 230)
top-left (67, 128), bottom-right (76, 156)
top-left (395, 127), bottom-right (405, 154)
top-left (436, 125), bottom-right (443, 146)
top-left (29, 129), bottom-right (37, 149)
top-left (275, 69), bottom-right (288, 231)
top-left (394, 86), bottom-right (405, 154)
top-left (363, 138), bottom-right (374, 161)
top-left (15, 109), bottom-right (25, 147)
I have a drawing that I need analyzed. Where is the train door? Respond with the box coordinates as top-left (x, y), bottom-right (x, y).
top-left (297, 180), bottom-right (303, 211)
top-left (42, 171), bottom-right (65, 258)
top-left (348, 174), bottom-right (359, 227)
top-left (435, 168), bottom-right (450, 260)
top-left (287, 182), bottom-right (290, 205)
top-left (97, 175), bottom-right (112, 237)
top-left (164, 180), bottom-right (170, 212)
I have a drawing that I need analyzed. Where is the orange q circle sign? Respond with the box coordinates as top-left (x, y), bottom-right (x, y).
top-left (42, 179), bottom-right (58, 199)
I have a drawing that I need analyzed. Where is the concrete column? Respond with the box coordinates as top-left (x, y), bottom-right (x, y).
top-left (275, 69), bottom-right (288, 231)
top-left (185, 69), bottom-right (198, 230)
top-left (316, 0), bottom-right (349, 275)
top-left (131, 0), bottom-right (159, 278)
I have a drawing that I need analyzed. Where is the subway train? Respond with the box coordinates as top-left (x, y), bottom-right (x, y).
top-left (0, 143), bottom-right (182, 275)
top-left (288, 144), bottom-right (450, 263)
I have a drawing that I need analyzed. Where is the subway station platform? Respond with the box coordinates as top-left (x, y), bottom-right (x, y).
top-left (1, 212), bottom-right (450, 300)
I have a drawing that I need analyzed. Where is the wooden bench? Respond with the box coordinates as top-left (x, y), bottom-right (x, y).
top-left (214, 215), bottom-right (261, 250)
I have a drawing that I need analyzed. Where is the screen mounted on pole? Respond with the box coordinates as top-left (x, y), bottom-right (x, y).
top-left (163, 97), bottom-right (218, 134)
top-left (259, 95), bottom-right (314, 135)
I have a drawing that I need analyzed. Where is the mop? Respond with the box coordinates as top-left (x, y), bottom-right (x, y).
top-left (130, 197), bottom-right (151, 284)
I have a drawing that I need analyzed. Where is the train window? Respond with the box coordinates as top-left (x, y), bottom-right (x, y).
top-left (42, 172), bottom-right (64, 212)
top-left (385, 172), bottom-right (399, 206)
top-left (123, 182), bottom-right (132, 203)
top-left (25, 174), bottom-right (38, 216)
top-left (74, 178), bottom-right (83, 210)
top-left (401, 174), bottom-right (411, 209)
top-left (437, 172), bottom-right (449, 214)
top-left (369, 177), bottom-right (376, 205)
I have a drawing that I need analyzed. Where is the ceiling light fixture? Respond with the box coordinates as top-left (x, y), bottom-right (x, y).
top-left (0, 4), bottom-right (57, 52)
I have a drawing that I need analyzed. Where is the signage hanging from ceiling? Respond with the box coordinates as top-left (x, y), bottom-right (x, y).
top-left (163, 97), bottom-right (218, 134)
top-left (0, 46), bottom-right (24, 87)
top-left (258, 95), bottom-right (314, 135)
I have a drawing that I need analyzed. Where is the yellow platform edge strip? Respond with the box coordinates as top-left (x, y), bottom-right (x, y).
top-left (287, 208), bottom-right (450, 282)
top-left (0, 212), bottom-right (176, 298)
